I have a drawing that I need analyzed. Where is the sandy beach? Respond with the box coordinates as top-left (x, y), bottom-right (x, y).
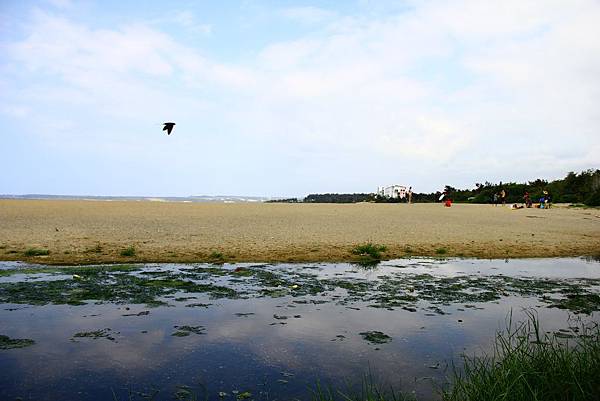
top-left (0, 199), bottom-right (598, 265)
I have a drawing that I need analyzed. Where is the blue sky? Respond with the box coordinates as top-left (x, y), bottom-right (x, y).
top-left (1, 0), bottom-right (599, 197)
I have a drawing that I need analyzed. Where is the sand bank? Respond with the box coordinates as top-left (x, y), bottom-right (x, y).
top-left (0, 200), bottom-right (598, 265)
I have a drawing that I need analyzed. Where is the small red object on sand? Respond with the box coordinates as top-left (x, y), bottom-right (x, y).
top-left (444, 199), bottom-right (452, 207)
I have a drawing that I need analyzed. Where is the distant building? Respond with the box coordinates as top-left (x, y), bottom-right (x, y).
top-left (377, 185), bottom-right (408, 199)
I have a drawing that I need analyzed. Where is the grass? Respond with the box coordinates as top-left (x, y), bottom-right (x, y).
top-left (435, 248), bottom-right (447, 255)
top-left (313, 312), bottom-right (600, 401)
top-left (351, 243), bottom-right (387, 266)
top-left (312, 374), bottom-right (415, 401)
top-left (120, 246), bottom-right (136, 257)
top-left (444, 311), bottom-right (600, 401)
top-left (24, 248), bottom-right (50, 256)
top-left (209, 251), bottom-right (224, 260)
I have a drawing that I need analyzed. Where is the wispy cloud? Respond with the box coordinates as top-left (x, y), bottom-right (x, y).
top-left (2, 1), bottom-right (599, 195)
top-left (170, 10), bottom-right (212, 35)
top-left (280, 6), bottom-right (336, 24)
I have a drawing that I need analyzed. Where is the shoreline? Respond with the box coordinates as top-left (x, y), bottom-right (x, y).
top-left (1, 199), bottom-right (599, 265)
top-left (1, 255), bottom-right (599, 268)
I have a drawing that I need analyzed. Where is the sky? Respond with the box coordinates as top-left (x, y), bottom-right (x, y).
top-left (1, 0), bottom-right (599, 197)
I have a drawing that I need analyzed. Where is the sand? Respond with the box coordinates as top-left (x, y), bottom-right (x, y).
top-left (0, 199), bottom-right (598, 265)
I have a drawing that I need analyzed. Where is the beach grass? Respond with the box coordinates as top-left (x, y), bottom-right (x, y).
top-left (24, 248), bottom-right (50, 256)
top-left (312, 374), bottom-right (415, 401)
top-left (120, 246), bottom-right (136, 257)
top-left (443, 311), bottom-right (600, 401)
top-left (351, 243), bottom-right (387, 266)
top-left (312, 312), bottom-right (600, 401)
top-left (209, 251), bottom-right (224, 260)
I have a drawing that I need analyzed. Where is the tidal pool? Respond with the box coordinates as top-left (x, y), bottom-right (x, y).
top-left (1, 258), bottom-right (599, 401)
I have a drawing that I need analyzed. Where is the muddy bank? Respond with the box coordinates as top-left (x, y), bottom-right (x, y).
top-left (0, 200), bottom-right (598, 265)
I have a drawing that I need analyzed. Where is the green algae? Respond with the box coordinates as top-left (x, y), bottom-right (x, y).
top-left (0, 262), bottom-right (598, 315)
top-left (72, 328), bottom-right (116, 342)
top-left (0, 265), bottom-right (239, 306)
top-left (236, 391), bottom-right (252, 400)
top-left (359, 331), bottom-right (392, 344)
top-left (0, 264), bottom-right (139, 277)
top-left (546, 293), bottom-right (600, 315)
top-left (0, 334), bottom-right (35, 349)
top-left (172, 325), bottom-right (205, 337)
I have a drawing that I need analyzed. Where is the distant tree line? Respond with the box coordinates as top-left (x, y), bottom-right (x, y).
top-left (304, 193), bottom-right (374, 203)
top-left (266, 198), bottom-right (300, 203)
top-left (442, 169), bottom-right (600, 206)
top-left (298, 169), bottom-right (600, 206)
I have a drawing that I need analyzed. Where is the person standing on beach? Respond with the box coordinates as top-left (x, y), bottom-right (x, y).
top-left (407, 187), bottom-right (413, 204)
top-left (500, 189), bottom-right (506, 206)
top-left (493, 193), bottom-right (498, 206)
top-left (524, 191), bottom-right (532, 208)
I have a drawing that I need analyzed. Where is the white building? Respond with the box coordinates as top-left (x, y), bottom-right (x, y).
top-left (377, 185), bottom-right (409, 199)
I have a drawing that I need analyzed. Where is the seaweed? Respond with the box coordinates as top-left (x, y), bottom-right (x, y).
top-left (0, 334), bottom-right (35, 349)
top-left (72, 328), bottom-right (116, 342)
top-left (359, 331), bottom-right (392, 344)
top-left (172, 325), bottom-right (206, 337)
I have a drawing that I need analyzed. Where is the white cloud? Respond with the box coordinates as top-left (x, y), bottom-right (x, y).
top-left (280, 6), bottom-right (336, 24)
top-left (171, 10), bottom-right (212, 35)
top-left (2, 1), bottom-right (599, 195)
top-left (45, 0), bottom-right (71, 9)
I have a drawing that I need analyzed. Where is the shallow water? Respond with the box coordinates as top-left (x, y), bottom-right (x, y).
top-left (1, 258), bottom-right (599, 401)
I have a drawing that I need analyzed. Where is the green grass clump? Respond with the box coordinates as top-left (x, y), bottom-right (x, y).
top-left (444, 311), bottom-right (600, 401)
top-left (351, 243), bottom-right (387, 266)
top-left (313, 313), bottom-right (600, 401)
top-left (209, 251), bottom-right (224, 260)
top-left (24, 248), bottom-right (50, 256)
top-left (352, 243), bottom-right (387, 258)
top-left (120, 246), bottom-right (136, 257)
top-left (435, 248), bottom-right (447, 255)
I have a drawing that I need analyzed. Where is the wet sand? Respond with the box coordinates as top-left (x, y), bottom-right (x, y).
top-left (0, 199), bottom-right (598, 264)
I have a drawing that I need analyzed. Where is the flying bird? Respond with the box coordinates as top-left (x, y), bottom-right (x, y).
top-left (163, 122), bottom-right (176, 135)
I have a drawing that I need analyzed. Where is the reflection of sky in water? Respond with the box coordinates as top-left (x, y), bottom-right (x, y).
top-left (1, 258), bottom-right (599, 401)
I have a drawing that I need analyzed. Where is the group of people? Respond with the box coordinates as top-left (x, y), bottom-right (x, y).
top-left (493, 189), bottom-right (507, 206)
top-left (494, 190), bottom-right (551, 209)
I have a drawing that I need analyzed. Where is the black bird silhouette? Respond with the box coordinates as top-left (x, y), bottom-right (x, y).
top-left (163, 122), bottom-right (176, 135)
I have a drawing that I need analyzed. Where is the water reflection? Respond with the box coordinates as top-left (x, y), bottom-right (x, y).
top-left (1, 258), bottom-right (599, 401)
